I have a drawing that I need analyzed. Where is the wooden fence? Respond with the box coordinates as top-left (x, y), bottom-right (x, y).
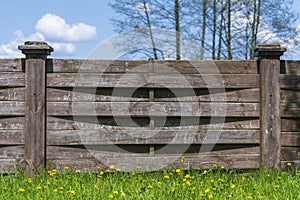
top-left (0, 41), bottom-right (299, 174)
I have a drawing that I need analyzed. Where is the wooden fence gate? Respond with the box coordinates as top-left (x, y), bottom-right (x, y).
top-left (0, 42), bottom-right (299, 174)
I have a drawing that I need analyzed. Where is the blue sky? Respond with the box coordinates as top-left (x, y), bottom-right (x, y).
top-left (1, 0), bottom-right (300, 59)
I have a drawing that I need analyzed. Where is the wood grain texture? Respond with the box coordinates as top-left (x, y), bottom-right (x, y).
top-left (0, 130), bottom-right (24, 144)
top-left (0, 58), bottom-right (23, 72)
top-left (280, 89), bottom-right (300, 103)
top-left (281, 119), bottom-right (300, 132)
top-left (281, 132), bottom-right (300, 147)
top-left (47, 73), bottom-right (259, 88)
top-left (0, 101), bottom-right (25, 115)
top-left (46, 146), bottom-right (259, 170)
top-left (0, 88), bottom-right (25, 101)
top-left (47, 102), bottom-right (259, 117)
top-left (281, 147), bottom-right (300, 160)
top-left (47, 129), bottom-right (259, 145)
top-left (280, 75), bottom-right (300, 89)
top-left (0, 146), bottom-right (24, 173)
top-left (281, 60), bottom-right (300, 75)
top-left (0, 72), bottom-right (25, 87)
top-left (49, 59), bottom-right (258, 74)
top-left (0, 117), bottom-right (24, 129)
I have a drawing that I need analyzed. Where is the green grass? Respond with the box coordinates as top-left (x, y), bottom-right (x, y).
top-left (0, 166), bottom-right (299, 200)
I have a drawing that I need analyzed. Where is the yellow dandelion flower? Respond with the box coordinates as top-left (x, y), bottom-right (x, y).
top-left (131, 172), bottom-right (135, 176)
top-left (117, 169), bottom-right (121, 172)
top-left (205, 188), bottom-right (210, 193)
top-left (136, 166), bottom-right (142, 169)
top-left (221, 166), bottom-right (225, 169)
top-left (199, 193), bottom-right (206, 197)
top-left (59, 187), bottom-right (64, 190)
top-left (203, 170), bottom-right (207, 175)
top-left (181, 156), bottom-right (185, 163)
top-left (228, 194), bottom-right (232, 198)
top-left (230, 184), bottom-right (236, 189)
top-left (213, 164), bottom-right (218, 168)
top-left (247, 196), bottom-right (253, 199)
top-left (109, 165), bottom-right (115, 169)
top-left (171, 188), bottom-right (176, 192)
top-left (113, 191), bottom-right (118, 195)
top-left (157, 181), bottom-right (162, 185)
top-left (27, 178), bottom-right (32, 183)
top-left (75, 169), bottom-right (81, 173)
top-left (98, 175), bottom-right (102, 178)
top-left (67, 190), bottom-right (76, 196)
top-left (44, 186), bottom-right (48, 189)
top-left (94, 185), bottom-right (99, 189)
top-left (287, 162), bottom-right (292, 166)
top-left (278, 176), bottom-right (282, 180)
top-left (210, 179), bottom-right (214, 183)
top-left (259, 196), bottom-right (265, 199)
top-left (183, 178), bottom-right (186, 182)
top-left (242, 176), bottom-right (246, 181)
top-left (218, 178), bottom-right (224, 182)
top-left (53, 189), bottom-right (57, 192)
top-left (106, 169), bottom-right (110, 173)
top-left (208, 194), bottom-right (213, 199)
top-left (19, 188), bottom-right (25, 192)
top-left (184, 174), bottom-right (190, 179)
top-left (164, 175), bottom-right (170, 179)
top-left (185, 180), bottom-right (191, 186)
top-left (176, 169), bottom-right (181, 173)
top-left (121, 192), bottom-right (126, 197)
top-left (46, 181), bottom-right (51, 185)
top-left (99, 171), bottom-right (104, 175)
top-left (64, 166), bottom-right (69, 170)
top-left (108, 194), bottom-right (114, 199)
top-left (275, 185), bottom-right (280, 189)
top-left (97, 166), bottom-right (101, 170)
top-left (148, 185), bottom-right (153, 189)
top-left (36, 186), bottom-right (42, 190)
top-left (39, 198), bottom-right (43, 200)
top-left (52, 169), bottom-right (56, 173)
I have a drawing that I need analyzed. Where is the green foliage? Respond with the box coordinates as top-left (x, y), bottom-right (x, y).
top-left (0, 167), bottom-right (299, 200)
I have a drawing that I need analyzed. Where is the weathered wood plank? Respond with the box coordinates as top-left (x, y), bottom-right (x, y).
top-left (280, 147), bottom-right (300, 161)
top-left (281, 119), bottom-right (300, 132)
top-left (47, 146), bottom-right (259, 170)
top-left (47, 102), bottom-right (259, 117)
top-left (0, 159), bottom-right (19, 173)
top-left (0, 145), bottom-right (24, 159)
top-left (47, 117), bottom-right (259, 131)
top-left (281, 132), bottom-right (300, 147)
top-left (0, 117), bottom-right (24, 129)
top-left (0, 72), bottom-right (25, 87)
top-left (280, 74), bottom-right (300, 89)
top-left (47, 73), bottom-right (259, 88)
top-left (281, 60), bottom-right (300, 75)
top-left (47, 88), bottom-right (149, 102)
top-left (47, 129), bottom-right (259, 145)
top-left (156, 88), bottom-right (259, 102)
top-left (0, 88), bottom-right (25, 101)
top-left (280, 161), bottom-right (300, 170)
top-left (280, 89), bottom-right (300, 103)
top-left (49, 59), bottom-right (258, 74)
top-left (0, 130), bottom-right (24, 144)
top-left (0, 58), bottom-right (23, 72)
top-left (281, 103), bottom-right (300, 117)
top-left (0, 101), bottom-right (25, 115)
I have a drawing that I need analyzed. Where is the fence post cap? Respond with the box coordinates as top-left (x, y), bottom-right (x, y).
top-left (18, 41), bottom-right (53, 58)
top-left (254, 44), bottom-right (286, 59)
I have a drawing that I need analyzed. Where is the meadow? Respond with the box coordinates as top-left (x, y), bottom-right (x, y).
top-left (0, 164), bottom-right (299, 200)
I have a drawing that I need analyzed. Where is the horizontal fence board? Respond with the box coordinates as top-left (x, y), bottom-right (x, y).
top-left (47, 88), bottom-right (259, 103)
top-left (47, 129), bottom-right (259, 145)
top-left (47, 117), bottom-right (259, 130)
top-left (0, 72), bottom-right (25, 87)
top-left (281, 60), bottom-right (300, 75)
top-left (0, 101), bottom-right (25, 115)
top-left (0, 159), bottom-right (19, 173)
top-left (0, 130), bottom-right (24, 145)
top-left (0, 117), bottom-right (24, 129)
top-left (47, 88), bottom-right (149, 102)
top-left (281, 119), bottom-right (300, 132)
top-left (47, 146), bottom-right (259, 170)
top-left (280, 74), bottom-right (300, 89)
top-left (0, 59), bottom-right (23, 72)
top-left (47, 73), bottom-right (259, 89)
top-left (0, 145), bottom-right (24, 159)
top-left (280, 161), bottom-right (300, 170)
top-left (49, 59), bottom-right (258, 74)
top-left (0, 88), bottom-right (25, 101)
top-left (47, 102), bottom-right (259, 117)
top-left (281, 132), bottom-right (300, 147)
top-left (281, 103), bottom-right (300, 117)
top-left (280, 89), bottom-right (300, 103)
top-left (281, 147), bottom-right (300, 161)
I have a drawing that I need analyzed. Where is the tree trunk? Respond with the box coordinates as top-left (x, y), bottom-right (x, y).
top-left (175, 0), bottom-right (181, 60)
top-left (218, 2), bottom-right (225, 60)
top-left (143, 0), bottom-right (158, 60)
top-left (212, 0), bottom-right (217, 60)
top-left (200, 0), bottom-right (207, 60)
top-left (227, 0), bottom-right (233, 60)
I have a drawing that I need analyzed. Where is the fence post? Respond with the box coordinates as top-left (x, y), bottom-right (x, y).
top-left (18, 41), bottom-right (53, 175)
top-left (255, 44), bottom-right (286, 169)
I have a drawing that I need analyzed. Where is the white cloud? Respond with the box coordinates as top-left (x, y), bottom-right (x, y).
top-left (0, 13), bottom-right (97, 58)
top-left (36, 13), bottom-right (97, 42)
